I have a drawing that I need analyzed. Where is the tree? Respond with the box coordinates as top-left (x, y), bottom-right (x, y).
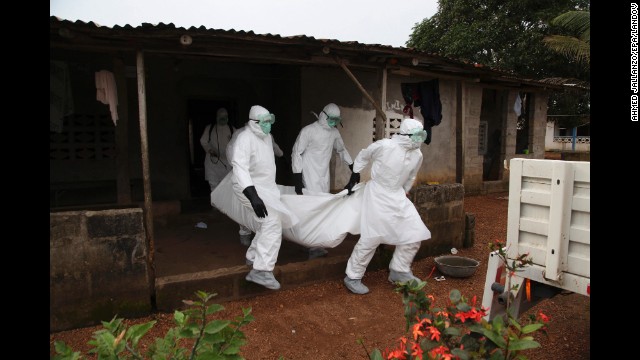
top-left (407, 0), bottom-right (590, 81)
top-left (543, 10), bottom-right (590, 68)
top-left (407, 0), bottom-right (590, 118)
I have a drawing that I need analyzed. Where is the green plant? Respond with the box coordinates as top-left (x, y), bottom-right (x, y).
top-left (366, 240), bottom-right (550, 360)
top-left (52, 290), bottom-right (254, 360)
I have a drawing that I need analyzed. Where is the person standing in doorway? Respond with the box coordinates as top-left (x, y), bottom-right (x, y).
top-left (200, 107), bottom-right (253, 246)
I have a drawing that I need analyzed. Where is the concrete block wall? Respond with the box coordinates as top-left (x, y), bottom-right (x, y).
top-left (50, 208), bottom-right (151, 332)
top-left (463, 84), bottom-right (484, 194)
top-left (409, 183), bottom-right (466, 259)
top-left (531, 92), bottom-right (549, 157)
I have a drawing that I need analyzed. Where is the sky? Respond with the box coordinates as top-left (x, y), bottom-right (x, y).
top-left (50, 0), bottom-right (439, 48)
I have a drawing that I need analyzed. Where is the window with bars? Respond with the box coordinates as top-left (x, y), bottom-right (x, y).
top-left (371, 113), bottom-right (404, 142)
top-left (50, 114), bottom-right (116, 161)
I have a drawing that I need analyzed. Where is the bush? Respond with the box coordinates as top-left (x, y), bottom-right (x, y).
top-left (52, 290), bottom-right (254, 360)
top-left (365, 240), bottom-right (550, 360)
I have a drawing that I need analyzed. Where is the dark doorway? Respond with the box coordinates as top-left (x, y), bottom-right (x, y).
top-left (479, 89), bottom-right (505, 181)
top-left (187, 98), bottom-right (238, 199)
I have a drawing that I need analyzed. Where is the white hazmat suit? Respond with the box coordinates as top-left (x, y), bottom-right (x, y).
top-left (228, 105), bottom-right (298, 290)
top-left (200, 108), bottom-right (235, 191)
top-left (343, 118), bottom-right (432, 294)
top-left (291, 103), bottom-right (353, 193)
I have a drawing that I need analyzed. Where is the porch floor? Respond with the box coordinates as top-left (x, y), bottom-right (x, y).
top-left (153, 201), bottom-right (359, 278)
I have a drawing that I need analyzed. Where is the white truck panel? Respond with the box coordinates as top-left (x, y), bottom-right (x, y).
top-left (506, 159), bottom-right (590, 286)
top-left (482, 159), bottom-right (590, 320)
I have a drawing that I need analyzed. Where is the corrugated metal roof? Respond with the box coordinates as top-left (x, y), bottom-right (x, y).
top-left (50, 16), bottom-right (587, 91)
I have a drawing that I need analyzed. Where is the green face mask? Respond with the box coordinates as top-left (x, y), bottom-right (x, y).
top-left (250, 113), bottom-right (275, 135)
top-left (217, 116), bottom-right (228, 126)
top-left (409, 128), bottom-right (427, 144)
top-left (323, 111), bottom-right (341, 127)
top-left (259, 121), bottom-right (272, 134)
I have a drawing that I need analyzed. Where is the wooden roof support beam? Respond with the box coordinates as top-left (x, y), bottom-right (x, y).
top-left (334, 55), bottom-right (387, 122)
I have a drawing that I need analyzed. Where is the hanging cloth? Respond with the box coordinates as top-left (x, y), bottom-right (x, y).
top-left (401, 83), bottom-right (419, 118)
top-left (417, 79), bottom-right (442, 145)
top-left (95, 70), bottom-right (119, 125)
top-left (514, 93), bottom-right (522, 117)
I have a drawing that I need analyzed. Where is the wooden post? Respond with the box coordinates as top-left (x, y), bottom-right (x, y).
top-left (136, 50), bottom-right (156, 306)
top-left (113, 58), bottom-right (132, 204)
top-left (375, 66), bottom-right (388, 140)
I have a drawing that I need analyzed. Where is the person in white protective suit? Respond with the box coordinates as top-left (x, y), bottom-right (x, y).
top-left (228, 105), bottom-right (298, 290)
top-left (225, 118), bottom-right (285, 246)
top-left (291, 103), bottom-right (354, 259)
top-left (342, 118), bottom-right (432, 295)
top-left (201, 107), bottom-right (260, 246)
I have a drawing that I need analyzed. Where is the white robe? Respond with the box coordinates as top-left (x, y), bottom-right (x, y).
top-left (353, 136), bottom-right (431, 246)
top-left (200, 123), bottom-right (235, 190)
top-left (291, 118), bottom-right (352, 193)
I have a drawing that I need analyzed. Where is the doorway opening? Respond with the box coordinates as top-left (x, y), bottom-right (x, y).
top-left (187, 98), bottom-right (238, 199)
top-left (479, 89), bottom-right (505, 181)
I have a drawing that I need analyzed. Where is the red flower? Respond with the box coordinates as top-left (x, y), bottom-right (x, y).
top-left (412, 322), bottom-right (425, 340)
top-left (411, 342), bottom-right (424, 359)
top-left (426, 326), bottom-right (441, 342)
top-left (429, 345), bottom-right (453, 360)
top-left (537, 311), bottom-right (550, 323)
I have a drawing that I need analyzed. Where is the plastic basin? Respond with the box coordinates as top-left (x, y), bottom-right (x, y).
top-left (434, 255), bottom-right (480, 278)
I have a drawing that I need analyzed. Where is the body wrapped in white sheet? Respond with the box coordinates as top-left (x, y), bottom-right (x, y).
top-left (211, 172), bottom-right (364, 248)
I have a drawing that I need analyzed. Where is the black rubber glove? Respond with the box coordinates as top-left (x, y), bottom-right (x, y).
top-left (344, 172), bottom-right (360, 195)
top-left (293, 173), bottom-right (304, 195)
top-left (348, 163), bottom-right (354, 172)
top-left (242, 186), bottom-right (268, 218)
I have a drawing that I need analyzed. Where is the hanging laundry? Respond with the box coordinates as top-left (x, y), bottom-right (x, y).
top-left (95, 70), bottom-right (119, 125)
top-left (417, 79), bottom-right (442, 145)
top-left (514, 93), bottom-right (522, 117)
top-left (50, 61), bottom-right (74, 132)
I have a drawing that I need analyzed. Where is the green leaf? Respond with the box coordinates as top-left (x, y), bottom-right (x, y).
top-left (491, 315), bottom-right (505, 333)
top-left (369, 349), bottom-right (385, 360)
top-left (125, 320), bottom-right (156, 347)
top-left (451, 348), bottom-right (470, 360)
top-left (489, 349), bottom-right (505, 360)
top-left (204, 320), bottom-right (231, 334)
top-left (174, 310), bottom-right (186, 325)
top-left (508, 317), bottom-right (522, 332)
top-left (521, 323), bottom-right (545, 334)
top-left (478, 328), bottom-right (506, 348)
top-left (507, 338), bottom-right (541, 351)
top-left (194, 350), bottom-right (225, 360)
top-left (444, 327), bottom-right (461, 336)
top-left (206, 303), bottom-right (225, 315)
top-left (222, 345), bottom-right (241, 354)
top-left (53, 341), bottom-right (83, 360)
top-left (449, 289), bottom-right (462, 303)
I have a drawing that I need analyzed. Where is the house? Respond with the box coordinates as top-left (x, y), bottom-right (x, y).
top-left (50, 16), bottom-right (582, 209)
top-left (50, 16), bottom-right (585, 330)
